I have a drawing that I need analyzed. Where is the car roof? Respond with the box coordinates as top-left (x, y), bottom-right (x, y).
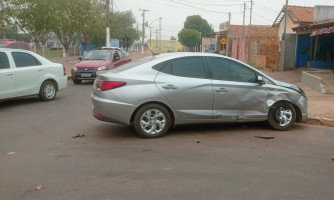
top-left (0, 39), bottom-right (26, 44)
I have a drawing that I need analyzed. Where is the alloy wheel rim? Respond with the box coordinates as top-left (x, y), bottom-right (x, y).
top-left (275, 106), bottom-right (292, 127)
top-left (44, 84), bottom-right (55, 99)
top-left (140, 109), bottom-right (166, 135)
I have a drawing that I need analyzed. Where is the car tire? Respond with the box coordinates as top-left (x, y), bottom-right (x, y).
top-left (134, 104), bottom-right (171, 138)
top-left (39, 81), bottom-right (57, 101)
top-left (268, 101), bottom-right (296, 131)
top-left (73, 78), bottom-right (82, 85)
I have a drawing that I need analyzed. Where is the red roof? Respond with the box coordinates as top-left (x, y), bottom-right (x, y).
top-left (286, 5), bottom-right (314, 24)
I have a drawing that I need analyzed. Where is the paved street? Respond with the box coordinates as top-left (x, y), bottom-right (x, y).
top-left (1, 81), bottom-right (334, 200)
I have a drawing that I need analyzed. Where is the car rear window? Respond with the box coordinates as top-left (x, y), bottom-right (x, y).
top-left (111, 56), bottom-right (156, 72)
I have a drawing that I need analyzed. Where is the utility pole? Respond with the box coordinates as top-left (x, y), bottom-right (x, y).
top-left (243, 2), bottom-right (246, 38)
top-left (139, 9), bottom-right (149, 54)
top-left (159, 18), bottom-right (162, 50)
top-left (228, 12), bottom-right (231, 25)
top-left (106, 0), bottom-right (111, 47)
top-left (282, 0), bottom-right (289, 70)
top-left (247, 0), bottom-right (253, 64)
top-left (155, 30), bottom-right (158, 48)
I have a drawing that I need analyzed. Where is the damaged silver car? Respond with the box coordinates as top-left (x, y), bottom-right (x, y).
top-left (91, 52), bottom-right (307, 138)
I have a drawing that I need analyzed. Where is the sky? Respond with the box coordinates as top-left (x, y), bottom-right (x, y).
top-left (113, 0), bottom-right (334, 40)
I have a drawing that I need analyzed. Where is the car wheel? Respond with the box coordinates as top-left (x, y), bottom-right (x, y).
top-left (39, 81), bottom-right (57, 101)
top-left (268, 102), bottom-right (296, 131)
top-left (73, 78), bottom-right (82, 84)
top-left (134, 104), bottom-right (171, 138)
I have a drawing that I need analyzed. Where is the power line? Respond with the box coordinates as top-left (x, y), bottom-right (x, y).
top-left (169, 0), bottom-right (229, 14)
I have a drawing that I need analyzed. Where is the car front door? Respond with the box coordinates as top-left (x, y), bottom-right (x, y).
top-left (0, 52), bottom-right (16, 99)
top-left (207, 57), bottom-right (268, 121)
top-left (11, 52), bottom-right (46, 96)
top-left (155, 57), bottom-right (213, 119)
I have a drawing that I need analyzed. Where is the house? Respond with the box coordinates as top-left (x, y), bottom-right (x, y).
top-left (292, 6), bottom-right (334, 69)
top-left (272, 5), bottom-right (314, 69)
top-left (201, 37), bottom-right (216, 53)
top-left (216, 21), bottom-right (279, 69)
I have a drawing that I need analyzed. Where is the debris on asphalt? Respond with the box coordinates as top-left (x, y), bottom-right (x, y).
top-left (72, 134), bottom-right (86, 139)
top-left (142, 149), bottom-right (152, 152)
top-left (6, 152), bottom-right (15, 155)
top-left (195, 140), bottom-right (200, 143)
top-left (35, 185), bottom-right (42, 191)
top-left (255, 136), bottom-right (275, 140)
top-left (331, 155), bottom-right (334, 161)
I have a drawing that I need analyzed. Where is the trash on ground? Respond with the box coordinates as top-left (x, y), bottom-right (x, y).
top-left (255, 136), bottom-right (275, 140)
top-left (195, 140), bottom-right (200, 143)
top-left (7, 152), bottom-right (15, 155)
top-left (72, 134), bottom-right (86, 139)
top-left (331, 155), bottom-right (334, 161)
top-left (142, 149), bottom-right (152, 152)
top-left (35, 185), bottom-right (42, 191)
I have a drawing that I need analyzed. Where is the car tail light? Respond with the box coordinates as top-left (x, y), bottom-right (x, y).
top-left (95, 81), bottom-right (126, 91)
top-left (63, 65), bottom-right (66, 75)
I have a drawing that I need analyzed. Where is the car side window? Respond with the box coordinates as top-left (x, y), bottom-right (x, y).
top-left (171, 57), bottom-right (206, 79)
top-left (11, 52), bottom-right (42, 68)
top-left (113, 51), bottom-right (120, 61)
top-left (207, 57), bottom-right (257, 83)
top-left (0, 52), bottom-right (10, 69)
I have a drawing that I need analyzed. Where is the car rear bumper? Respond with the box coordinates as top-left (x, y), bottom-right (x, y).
top-left (57, 76), bottom-right (68, 90)
top-left (91, 93), bottom-right (136, 125)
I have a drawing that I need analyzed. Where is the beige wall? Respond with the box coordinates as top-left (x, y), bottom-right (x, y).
top-left (148, 40), bottom-right (183, 53)
top-left (278, 16), bottom-right (295, 41)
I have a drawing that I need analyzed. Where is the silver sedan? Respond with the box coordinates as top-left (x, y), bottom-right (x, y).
top-left (91, 52), bottom-right (307, 138)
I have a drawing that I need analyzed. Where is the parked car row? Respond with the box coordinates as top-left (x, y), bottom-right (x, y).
top-left (0, 39), bottom-right (34, 51)
top-left (0, 47), bottom-right (308, 139)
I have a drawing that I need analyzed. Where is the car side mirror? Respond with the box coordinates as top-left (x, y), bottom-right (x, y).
top-left (257, 75), bottom-right (264, 85)
top-left (78, 56), bottom-right (83, 61)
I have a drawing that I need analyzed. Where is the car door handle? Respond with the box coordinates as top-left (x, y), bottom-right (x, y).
top-left (162, 84), bottom-right (177, 90)
top-left (215, 88), bottom-right (228, 93)
top-left (6, 73), bottom-right (14, 76)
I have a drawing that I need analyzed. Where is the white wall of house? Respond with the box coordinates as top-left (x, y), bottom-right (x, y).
top-left (278, 15), bottom-right (295, 41)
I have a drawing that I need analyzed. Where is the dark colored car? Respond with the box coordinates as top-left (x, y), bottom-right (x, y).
top-left (71, 48), bottom-right (131, 84)
top-left (0, 39), bottom-right (34, 51)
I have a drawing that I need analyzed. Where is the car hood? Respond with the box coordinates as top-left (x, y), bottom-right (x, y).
top-left (75, 60), bottom-right (112, 68)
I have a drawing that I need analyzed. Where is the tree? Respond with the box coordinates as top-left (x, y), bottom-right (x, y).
top-left (170, 36), bottom-right (177, 40)
top-left (184, 15), bottom-right (213, 37)
top-left (177, 28), bottom-right (200, 50)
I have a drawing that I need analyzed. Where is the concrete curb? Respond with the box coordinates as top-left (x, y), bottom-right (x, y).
top-left (306, 116), bottom-right (334, 127)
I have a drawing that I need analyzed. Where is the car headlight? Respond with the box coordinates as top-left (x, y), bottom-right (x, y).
top-left (97, 66), bottom-right (108, 71)
top-left (72, 66), bottom-right (78, 71)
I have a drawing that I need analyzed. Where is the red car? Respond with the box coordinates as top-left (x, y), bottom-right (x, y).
top-left (71, 48), bottom-right (131, 84)
top-left (0, 39), bottom-right (34, 51)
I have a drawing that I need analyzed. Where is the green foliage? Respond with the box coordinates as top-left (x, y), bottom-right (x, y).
top-left (177, 28), bottom-right (200, 47)
top-left (184, 15), bottom-right (213, 37)
top-left (3, 0), bottom-right (139, 55)
top-left (170, 36), bottom-right (177, 40)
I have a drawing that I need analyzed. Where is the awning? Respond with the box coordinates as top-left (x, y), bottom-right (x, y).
top-left (310, 26), bottom-right (334, 36)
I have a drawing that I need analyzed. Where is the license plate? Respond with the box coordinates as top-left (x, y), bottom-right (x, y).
top-left (81, 73), bottom-right (91, 77)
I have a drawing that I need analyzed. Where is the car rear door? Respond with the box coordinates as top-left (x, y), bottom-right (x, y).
top-left (207, 57), bottom-right (268, 121)
top-left (11, 52), bottom-right (47, 96)
top-left (155, 57), bottom-right (213, 119)
top-left (0, 52), bottom-right (16, 99)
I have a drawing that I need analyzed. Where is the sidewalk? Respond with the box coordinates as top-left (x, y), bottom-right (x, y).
top-left (51, 51), bottom-right (334, 127)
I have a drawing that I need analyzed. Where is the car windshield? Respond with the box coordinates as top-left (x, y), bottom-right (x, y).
top-left (0, 43), bottom-right (7, 48)
top-left (84, 51), bottom-right (111, 60)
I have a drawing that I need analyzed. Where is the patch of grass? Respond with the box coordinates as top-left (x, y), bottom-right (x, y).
top-left (36, 48), bottom-right (63, 59)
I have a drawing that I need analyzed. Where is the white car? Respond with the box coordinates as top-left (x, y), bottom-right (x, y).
top-left (0, 48), bottom-right (67, 101)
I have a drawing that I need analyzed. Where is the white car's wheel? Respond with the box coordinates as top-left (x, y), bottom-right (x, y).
top-left (39, 81), bottom-right (57, 101)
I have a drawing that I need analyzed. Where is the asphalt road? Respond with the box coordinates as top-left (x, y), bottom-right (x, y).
top-left (1, 81), bottom-right (334, 200)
